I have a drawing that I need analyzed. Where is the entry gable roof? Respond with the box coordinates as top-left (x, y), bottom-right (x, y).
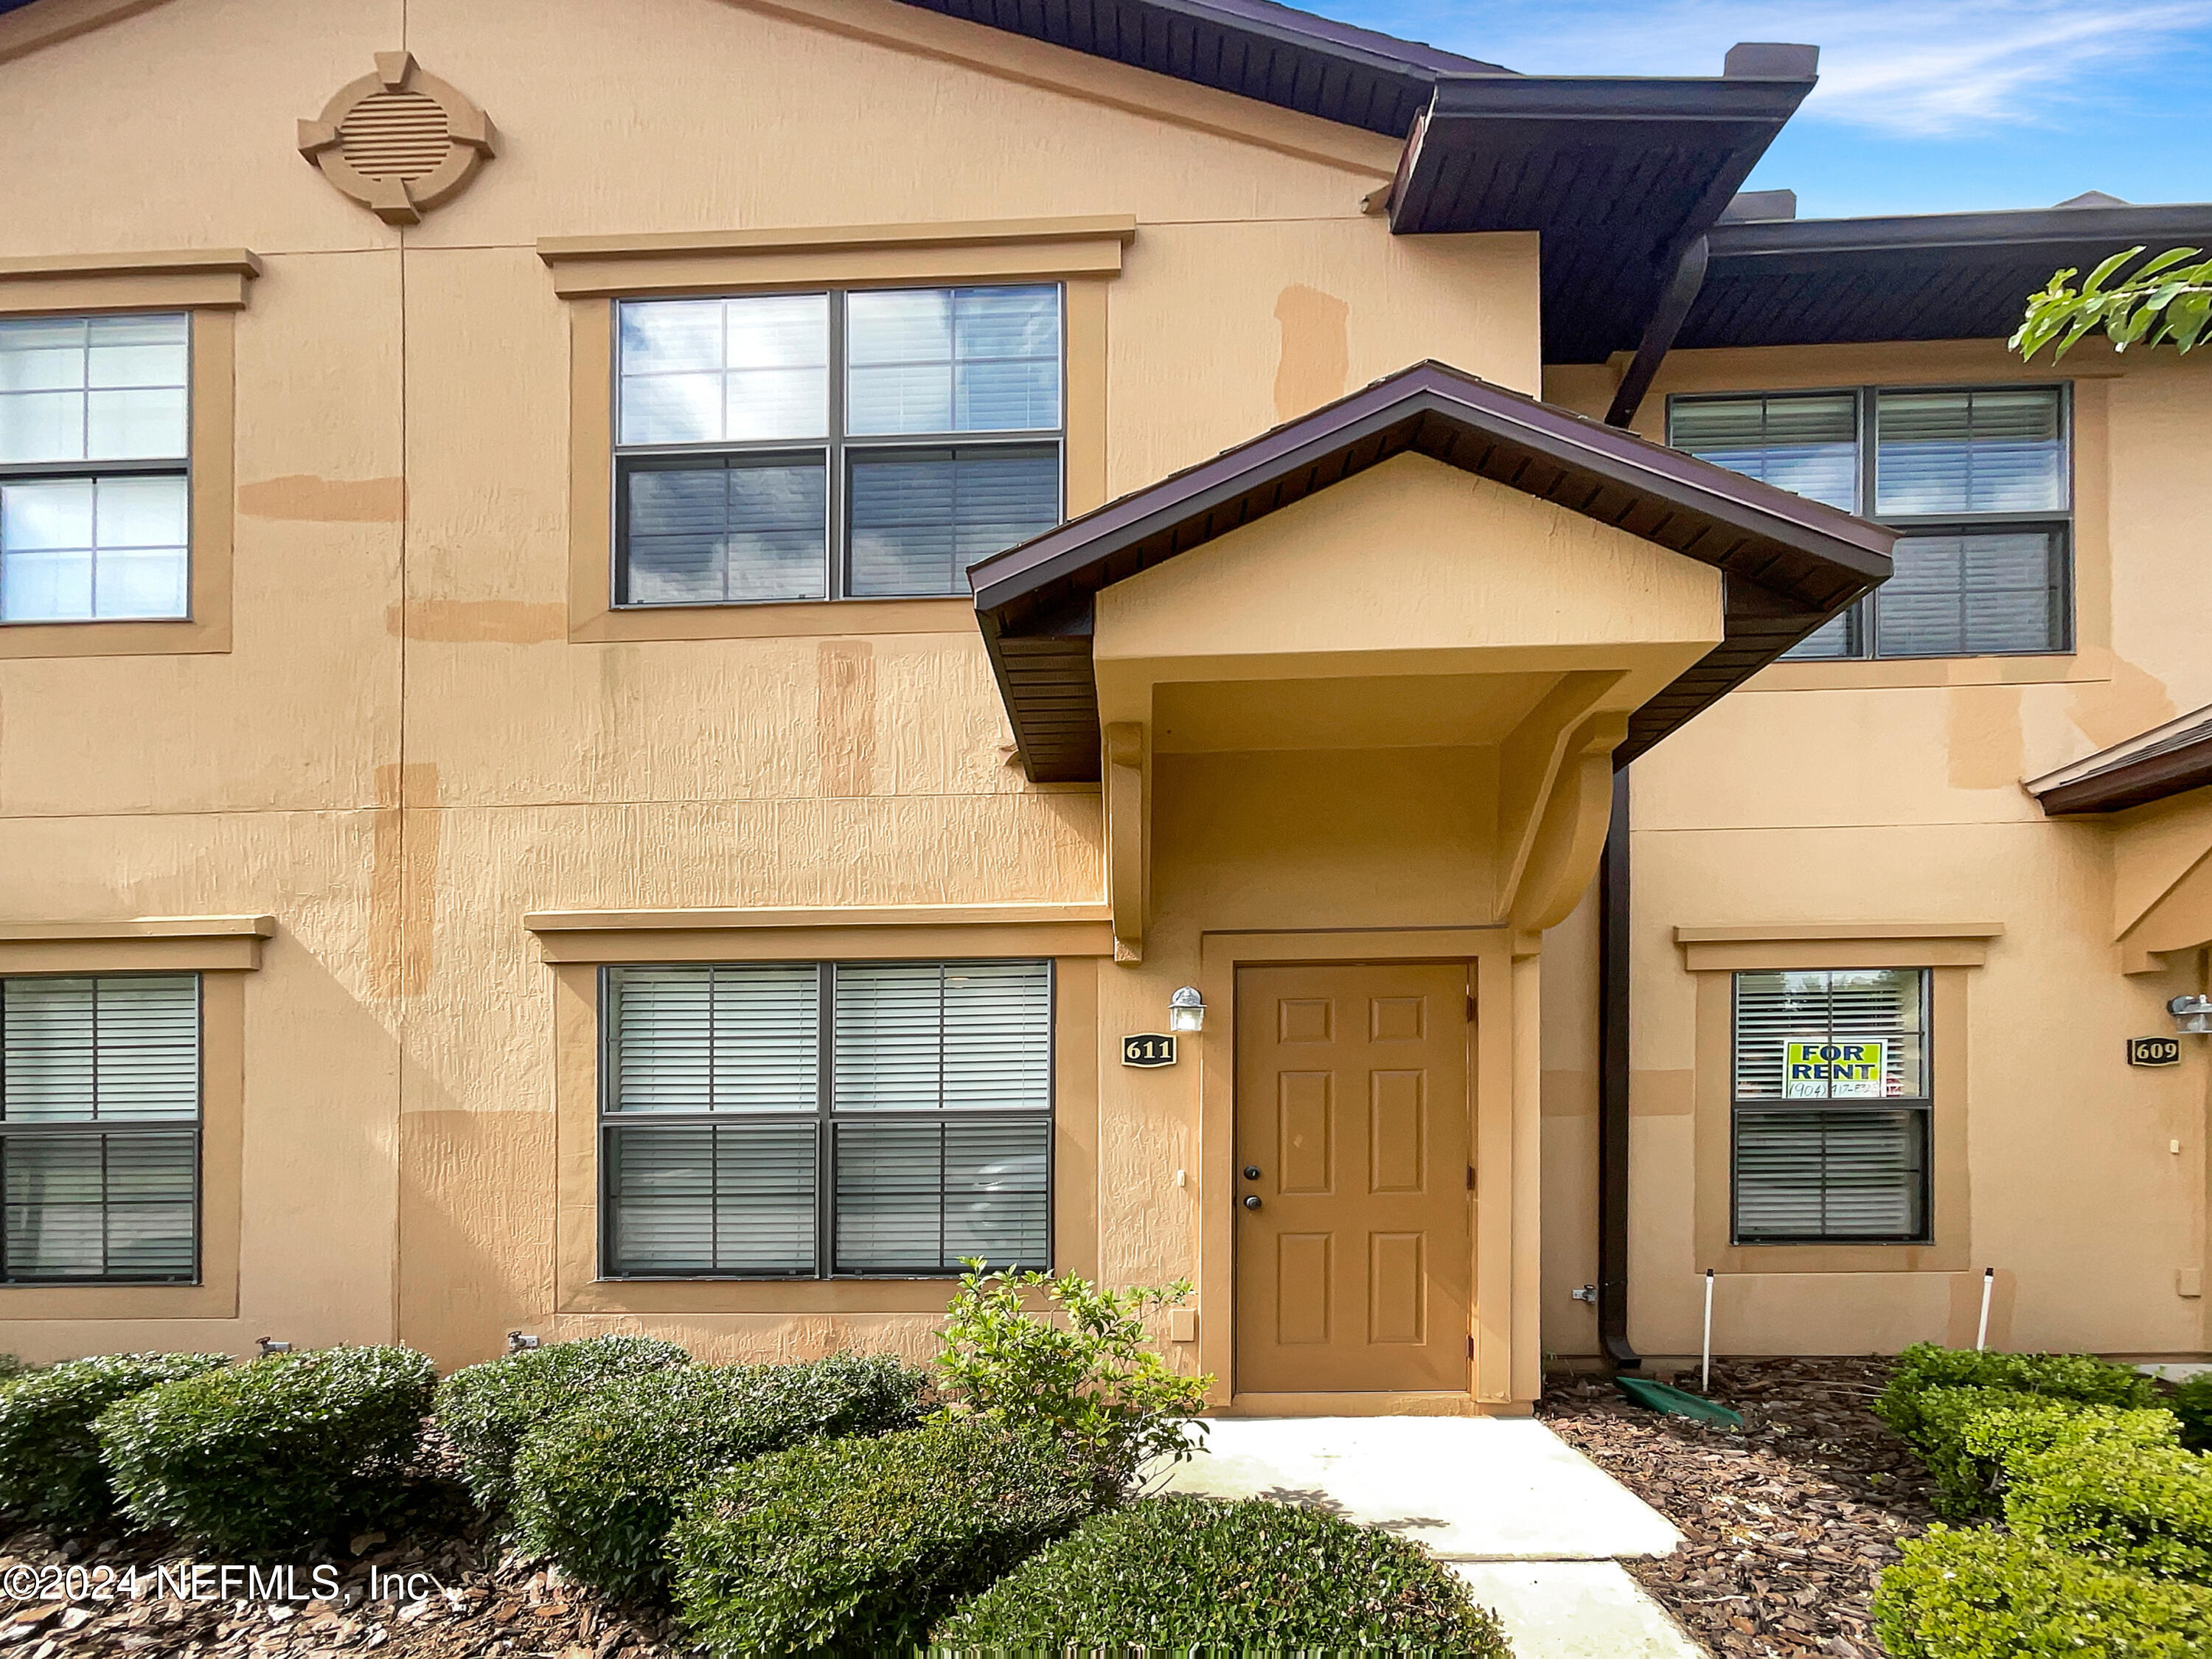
top-left (972, 360), bottom-right (1896, 782)
top-left (2028, 706), bottom-right (2212, 815)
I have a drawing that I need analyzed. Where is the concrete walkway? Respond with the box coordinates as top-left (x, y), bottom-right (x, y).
top-left (1162, 1417), bottom-right (1702, 1658)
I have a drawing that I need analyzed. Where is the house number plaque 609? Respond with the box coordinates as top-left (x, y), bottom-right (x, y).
top-left (1121, 1034), bottom-right (1178, 1068)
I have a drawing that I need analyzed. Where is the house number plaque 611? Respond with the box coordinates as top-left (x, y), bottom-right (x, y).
top-left (1121, 1034), bottom-right (1178, 1068)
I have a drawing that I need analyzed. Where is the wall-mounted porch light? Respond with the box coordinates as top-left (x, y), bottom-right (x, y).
top-left (2170, 994), bottom-right (2212, 1036)
top-left (1169, 986), bottom-right (1206, 1033)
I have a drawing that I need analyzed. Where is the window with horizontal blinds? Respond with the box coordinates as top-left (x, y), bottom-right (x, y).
top-left (1667, 384), bottom-right (2070, 661)
top-left (1731, 970), bottom-right (1931, 1245)
top-left (0, 314), bottom-right (192, 624)
top-left (612, 286), bottom-right (1063, 605)
top-left (0, 975), bottom-right (201, 1283)
top-left (599, 960), bottom-right (1052, 1279)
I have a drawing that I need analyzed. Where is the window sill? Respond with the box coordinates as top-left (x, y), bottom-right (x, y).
top-left (0, 1279), bottom-right (234, 1318)
top-left (571, 594), bottom-right (977, 643)
top-left (0, 613), bottom-right (230, 659)
top-left (1742, 652), bottom-right (2104, 694)
top-left (1708, 1242), bottom-right (1967, 1275)
top-left (560, 1276), bottom-right (967, 1316)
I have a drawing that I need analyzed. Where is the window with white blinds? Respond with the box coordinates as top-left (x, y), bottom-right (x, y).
top-left (612, 286), bottom-right (1062, 605)
top-left (1669, 385), bottom-right (2069, 661)
top-left (1731, 969), bottom-right (1931, 1245)
top-left (599, 961), bottom-right (1052, 1278)
top-left (0, 975), bottom-right (201, 1283)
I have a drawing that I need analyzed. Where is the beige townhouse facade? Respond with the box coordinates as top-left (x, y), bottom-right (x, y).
top-left (0, 0), bottom-right (2205, 1413)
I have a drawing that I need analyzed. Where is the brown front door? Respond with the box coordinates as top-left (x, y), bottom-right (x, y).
top-left (1234, 962), bottom-right (1473, 1394)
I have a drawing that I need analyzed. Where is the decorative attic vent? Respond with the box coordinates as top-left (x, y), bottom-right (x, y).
top-left (299, 52), bottom-right (495, 224)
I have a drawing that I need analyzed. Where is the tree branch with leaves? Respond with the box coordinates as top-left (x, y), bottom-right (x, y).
top-left (2013, 246), bottom-right (2212, 361)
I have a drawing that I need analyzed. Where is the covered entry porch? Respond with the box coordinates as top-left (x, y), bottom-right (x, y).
top-left (970, 364), bottom-right (1893, 1411)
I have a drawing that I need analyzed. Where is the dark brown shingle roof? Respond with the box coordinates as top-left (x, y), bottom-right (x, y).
top-left (970, 360), bottom-right (1896, 782)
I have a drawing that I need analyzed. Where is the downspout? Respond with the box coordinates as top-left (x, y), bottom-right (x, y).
top-left (1586, 239), bottom-right (1714, 1372)
top-left (1595, 766), bottom-right (1640, 1367)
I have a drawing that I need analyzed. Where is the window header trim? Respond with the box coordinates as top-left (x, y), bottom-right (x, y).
top-left (538, 216), bottom-right (1134, 300)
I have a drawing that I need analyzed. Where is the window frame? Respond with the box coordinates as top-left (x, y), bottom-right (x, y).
top-left (608, 285), bottom-right (1067, 608)
top-left (0, 971), bottom-right (205, 1287)
top-left (0, 311), bottom-right (195, 628)
top-left (1666, 382), bottom-right (2074, 661)
top-left (1726, 967), bottom-right (1935, 1248)
top-left (593, 958), bottom-right (1057, 1282)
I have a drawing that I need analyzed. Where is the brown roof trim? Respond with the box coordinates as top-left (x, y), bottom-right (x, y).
top-left (2031, 714), bottom-right (2212, 815)
top-left (970, 360), bottom-right (1896, 782)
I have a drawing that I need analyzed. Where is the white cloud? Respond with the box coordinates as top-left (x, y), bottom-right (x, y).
top-left (1371, 0), bottom-right (2212, 135)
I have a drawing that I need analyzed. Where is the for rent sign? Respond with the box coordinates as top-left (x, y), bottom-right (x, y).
top-left (1784, 1040), bottom-right (1888, 1099)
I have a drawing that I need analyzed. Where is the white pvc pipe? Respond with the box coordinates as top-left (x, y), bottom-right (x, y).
top-left (1975, 1267), bottom-right (1995, 1352)
top-left (1701, 1267), bottom-right (1715, 1393)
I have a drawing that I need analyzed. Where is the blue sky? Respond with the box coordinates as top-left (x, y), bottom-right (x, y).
top-left (1314, 1), bottom-right (2212, 217)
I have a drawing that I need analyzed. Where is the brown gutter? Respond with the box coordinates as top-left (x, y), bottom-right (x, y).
top-left (2032, 719), bottom-right (2212, 815)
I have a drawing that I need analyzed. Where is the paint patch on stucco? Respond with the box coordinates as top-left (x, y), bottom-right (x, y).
top-left (1629, 1068), bottom-right (1694, 1116)
top-left (386, 600), bottom-right (566, 644)
top-left (817, 640), bottom-right (877, 797)
top-left (370, 762), bottom-right (440, 1001)
top-left (1273, 284), bottom-right (1349, 422)
top-left (2069, 657), bottom-right (2179, 751)
top-left (1541, 1067), bottom-right (1596, 1117)
top-left (237, 474), bottom-right (405, 522)
top-left (1945, 684), bottom-right (2024, 790)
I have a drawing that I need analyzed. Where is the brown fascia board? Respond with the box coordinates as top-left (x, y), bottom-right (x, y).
top-left (1705, 201), bottom-right (2212, 267)
top-left (2032, 722), bottom-right (2212, 815)
top-left (971, 361), bottom-right (1895, 782)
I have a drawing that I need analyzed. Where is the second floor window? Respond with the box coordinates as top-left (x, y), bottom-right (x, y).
top-left (1669, 385), bottom-right (2070, 660)
top-left (0, 314), bottom-right (191, 625)
top-left (613, 285), bottom-right (1063, 605)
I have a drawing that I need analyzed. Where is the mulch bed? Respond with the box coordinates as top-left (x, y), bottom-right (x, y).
top-left (0, 1438), bottom-right (685, 1658)
top-left (1540, 1357), bottom-right (1936, 1659)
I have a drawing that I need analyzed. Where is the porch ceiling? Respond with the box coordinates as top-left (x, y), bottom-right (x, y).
top-left (970, 359), bottom-right (1896, 785)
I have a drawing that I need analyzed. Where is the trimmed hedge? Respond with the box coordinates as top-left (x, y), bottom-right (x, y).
top-left (2171, 1373), bottom-right (2212, 1454)
top-left (933, 1494), bottom-right (1514, 1657)
top-left (0, 1352), bottom-right (230, 1530)
top-left (1874, 1525), bottom-right (2212, 1658)
top-left (510, 1352), bottom-right (928, 1601)
top-left (2006, 1436), bottom-right (2212, 1585)
top-left (670, 1419), bottom-right (1096, 1655)
top-left (1874, 1341), bottom-right (2155, 1447)
top-left (1908, 1385), bottom-right (2181, 1520)
top-left (95, 1346), bottom-right (435, 1554)
top-left (434, 1334), bottom-right (689, 1514)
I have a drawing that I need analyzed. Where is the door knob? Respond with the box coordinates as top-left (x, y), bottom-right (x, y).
top-left (1242, 1166), bottom-right (1262, 1180)
top-left (1241, 1194), bottom-right (1262, 1211)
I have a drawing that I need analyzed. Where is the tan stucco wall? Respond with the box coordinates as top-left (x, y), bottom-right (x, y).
top-left (1540, 340), bottom-right (2212, 1361)
top-left (0, 0), bottom-right (1543, 1367)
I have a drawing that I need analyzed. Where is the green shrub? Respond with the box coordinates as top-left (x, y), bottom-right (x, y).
top-left (671, 1419), bottom-right (1096, 1655)
top-left (935, 1262), bottom-right (1211, 1498)
top-left (0, 1352), bottom-right (229, 1529)
top-left (510, 1352), bottom-right (928, 1600)
top-left (95, 1346), bottom-right (435, 1554)
top-left (1910, 1386), bottom-right (2182, 1519)
top-left (1876, 1342), bottom-right (2156, 1447)
top-left (933, 1493), bottom-right (1514, 1657)
top-left (2005, 1436), bottom-right (2212, 1584)
top-left (1875, 1525), bottom-right (2212, 1658)
top-left (2169, 1373), bottom-right (2212, 1453)
top-left (434, 1334), bottom-right (689, 1514)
